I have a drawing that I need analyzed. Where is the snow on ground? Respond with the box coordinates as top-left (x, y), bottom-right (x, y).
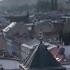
top-left (64, 46), bottom-right (70, 59)
top-left (0, 59), bottom-right (20, 69)
top-left (63, 64), bottom-right (70, 70)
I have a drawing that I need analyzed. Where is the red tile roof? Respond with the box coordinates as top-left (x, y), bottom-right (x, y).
top-left (50, 47), bottom-right (64, 63)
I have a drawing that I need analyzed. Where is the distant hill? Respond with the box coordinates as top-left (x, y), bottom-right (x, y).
top-left (0, 4), bottom-right (36, 16)
top-left (0, 0), bottom-right (37, 15)
top-left (0, 0), bottom-right (37, 6)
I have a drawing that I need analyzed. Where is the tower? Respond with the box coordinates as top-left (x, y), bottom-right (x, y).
top-left (0, 25), bottom-right (6, 50)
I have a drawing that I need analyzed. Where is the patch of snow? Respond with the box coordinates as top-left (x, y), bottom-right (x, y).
top-left (0, 59), bottom-right (20, 69)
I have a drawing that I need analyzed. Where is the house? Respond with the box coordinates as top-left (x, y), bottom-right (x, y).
top-left (20, 40), bottom-right (66, 70)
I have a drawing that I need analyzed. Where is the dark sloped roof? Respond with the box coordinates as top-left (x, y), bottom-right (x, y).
top-left (30, 43), bottom-right (60, 68)
top-left (27, 42), bottom-right (66, 70)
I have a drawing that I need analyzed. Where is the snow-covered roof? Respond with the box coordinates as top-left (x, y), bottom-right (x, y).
top-left (3, 22), bottom-right (16, 32)
top-left (21, 43), bottom-right (33, 49)
top-left (21, 39), bottom-right (57, 50)
top-left (62, 16), bottom-right (70, 18)
top-left (44, 42), bottom-right (57, 50)
top-left (21, 39), bottom-right (40, 49)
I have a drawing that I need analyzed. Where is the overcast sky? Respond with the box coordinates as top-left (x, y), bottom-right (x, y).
top-left (0, 0), bottom-right (37, 6)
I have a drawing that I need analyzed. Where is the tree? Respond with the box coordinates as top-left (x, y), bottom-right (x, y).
top-left (36, 0), bottom-right (51, 12)
top-left (51, 0), bottom-right (58, 10)
top-left (36, 0), bottom-right (58, 12)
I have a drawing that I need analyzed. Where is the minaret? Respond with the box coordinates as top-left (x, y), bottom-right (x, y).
top-left (0, 25), bottom-right (6, 50)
